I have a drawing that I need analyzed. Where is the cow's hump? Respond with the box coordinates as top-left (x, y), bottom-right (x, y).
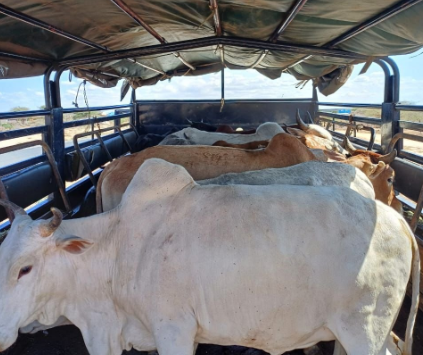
top-left (122, 158), bottom-right (195, 204)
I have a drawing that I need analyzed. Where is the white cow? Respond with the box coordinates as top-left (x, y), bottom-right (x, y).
top-left (0, 158), bottom-right (419, 355)
top-left (199, 161), bottom-right (375, 200)
top-left (159, 122), bottom-right (284, 145)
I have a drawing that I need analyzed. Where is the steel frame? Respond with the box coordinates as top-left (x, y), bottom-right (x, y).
top-left (0, 140), bottom-right (71, 212)
top-left (283, 0), bottom-right (423, 70)
top-left (73, 123), bottom-right (138, 187)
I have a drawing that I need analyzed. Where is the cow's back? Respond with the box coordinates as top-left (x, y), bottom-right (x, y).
top-left (116, 177), bottom-right (413, 354)
top-left (98, 134), bottom-right (316, 211)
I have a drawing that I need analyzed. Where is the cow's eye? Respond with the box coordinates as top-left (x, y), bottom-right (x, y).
top-left (18, 266), bottom-right (32, 280)
top-left (387, 177), bottom-right (394, 184)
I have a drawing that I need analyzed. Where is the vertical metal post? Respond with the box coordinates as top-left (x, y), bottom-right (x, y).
top-left (220, 67), bottom-right (225, 112)
top-left (380, 57), bottom-right (400, 153)
top-left (45, 69), bottom-right (66, 208)
top-left (311, 85), bottom-right (318, 122)
top-left (131, 88), bottom-right (140, 134)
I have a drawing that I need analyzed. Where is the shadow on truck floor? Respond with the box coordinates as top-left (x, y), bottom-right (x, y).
top-left (1, 296), bottom-right (421, 355)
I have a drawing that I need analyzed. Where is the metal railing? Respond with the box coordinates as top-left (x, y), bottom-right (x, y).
top-left (0, 103), bottom-right (135, 224)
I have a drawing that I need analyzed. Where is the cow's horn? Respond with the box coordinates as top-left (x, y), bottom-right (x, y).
top-left (0, 199), bottom-right (27, 217)
top-left (343, 136), bottom-right (356, 154)
top-left (185, 118), bottom-right (193, 125)
top-left (40, 208), bottom-right (63, 237)
top-left (306, 111), bottom-right (315, 124)
top-left (296, 109), bottom-right (309, 132)
top-left (376, 149), bottom-right (397, 164)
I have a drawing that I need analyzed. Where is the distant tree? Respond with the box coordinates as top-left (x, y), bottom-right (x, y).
top-left (10, 106), bottom-right (30, 112)
top-left (39, 105), bottom-right (47, 110)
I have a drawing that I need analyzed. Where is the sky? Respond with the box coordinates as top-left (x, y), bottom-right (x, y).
top-left (0, 51), bottom-right (422, 113)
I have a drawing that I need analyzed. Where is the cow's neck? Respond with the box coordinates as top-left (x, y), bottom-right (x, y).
top-left (55, 210), bottom-right (128, 354)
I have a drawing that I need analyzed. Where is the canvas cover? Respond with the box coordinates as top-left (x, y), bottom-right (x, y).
top-left (0, 0), bottom-right (422, 95)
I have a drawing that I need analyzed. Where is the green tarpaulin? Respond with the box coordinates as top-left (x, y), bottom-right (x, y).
top-left (0, 0), bottom-right (422, 95)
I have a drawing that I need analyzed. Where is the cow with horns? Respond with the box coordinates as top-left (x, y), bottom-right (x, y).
top-left (0, 158), bottom-right (419, 355)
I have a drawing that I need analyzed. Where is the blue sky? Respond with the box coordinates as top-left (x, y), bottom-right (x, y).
top-left (0, 51), bottom-right (422, 112)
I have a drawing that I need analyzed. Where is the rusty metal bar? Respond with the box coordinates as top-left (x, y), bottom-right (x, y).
top-left (319, 117), bottom-right (375, 150)
top-left (0, 50), bottom-right (51, 63)
top-left (0, 3), bottom-right (163, 75)
top-left (0, 140), bottom-right (71, 212)
top-left (269, 0), bottom-right (309, 42)
top-left (250, 0), bottom-right (308, 68)
top-left (0, 179), bottom-right (14, 223)
top-left (209, 0), bottom-right (222, 37)
top-left (283, 0), bottom-right (423, 70)
top-left (0, 3), bottom-right (109, 53)
top-left (109, 0), bottom-right (195, 70)
top-left (73, 123), bottom-right (138, 187)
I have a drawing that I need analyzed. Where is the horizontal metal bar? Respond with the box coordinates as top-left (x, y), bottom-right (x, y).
top-left (64, 127), bottom-right (134, 153)
top-left (62, 104), bottom-right (132, 113)
top-left (388, 132), bottom-right (423, 153)
top-left (60, 36), bottom-right (370, 67)
top-left (0, 50), bottom-right (51, 63)
top-left (331, 131), bottom-right (382, 152)
top-left (0, 3), bottom-right (109, 53)
top-left (0, 109), bottom-right (50, 119)
top-left (319, 117), bottom-right (376, 150)
top-left (0, 140), bottom-right (71, 211)
top-left (398, 121), bottom-right (423, 131)
top-left (318, 102), bottom-right (382, 108)
top-left (0, 155), bottom-right (46, 177)
top-left (399, 150), bottom-right (423, 165)
top-left (136, 98), bottom-right (314, 104)
top-left (396, 105), bottom-right (423, 111)
top-left (318, 111), bottom-right (381, 125)
top-left (63, 113), bottom-right (130, 128)
top-left (0, 126), bottom-right (47, 140)
top-left (326, 0), bottom-right (423, 47)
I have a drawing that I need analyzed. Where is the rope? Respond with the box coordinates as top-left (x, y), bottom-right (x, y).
top-left (72, 80), bottom-right (99, 133)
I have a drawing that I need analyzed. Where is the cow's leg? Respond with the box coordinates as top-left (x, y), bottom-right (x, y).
top-left (155, 323), bottom-right (197, 355)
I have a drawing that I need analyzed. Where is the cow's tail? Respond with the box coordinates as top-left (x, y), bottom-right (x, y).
top-left (402, 218), bottom-right (421, 355)
top-left (95, 168), bottom-right (106, 214)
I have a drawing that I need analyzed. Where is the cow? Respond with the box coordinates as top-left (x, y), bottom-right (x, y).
top-left (198, 161), bottom-right (375, 200)
top-left (0, 158), bottom-right (419, 355)
top-left (289, 110), bottom-right (347, 154)
top-left (97, 133), bottom-right (316, 212)
top-left (308, 143), bottom-right (402, 213)
top-left (212, 139), bottom-right (269, 150)
top-left (159, 122), bottom-right (283, 146)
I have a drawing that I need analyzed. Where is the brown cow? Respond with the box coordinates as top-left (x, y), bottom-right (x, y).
top-left (291, 110), bottom-right (346, 154)
top-left (321, 147), bottom-right (402, 214)
top-left (212, 140), bottom-right (269, 150)
top-left (96, 133), bottom-right (316, 212)
top-left (286, 127), bottom-right (336, 151)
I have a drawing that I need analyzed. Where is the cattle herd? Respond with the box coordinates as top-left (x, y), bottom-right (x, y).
top-left (0, 110), bottom-right (420, 355)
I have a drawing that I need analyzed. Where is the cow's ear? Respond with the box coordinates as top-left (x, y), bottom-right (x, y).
top-left (55, 235), bottom-right (93, 255)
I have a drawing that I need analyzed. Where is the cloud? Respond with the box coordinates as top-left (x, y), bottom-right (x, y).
top-left (0, 64), bottom-right (422, 113)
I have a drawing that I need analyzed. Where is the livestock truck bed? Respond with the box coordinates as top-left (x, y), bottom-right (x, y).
top-left (1, 0), bottom-right (423, 354)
